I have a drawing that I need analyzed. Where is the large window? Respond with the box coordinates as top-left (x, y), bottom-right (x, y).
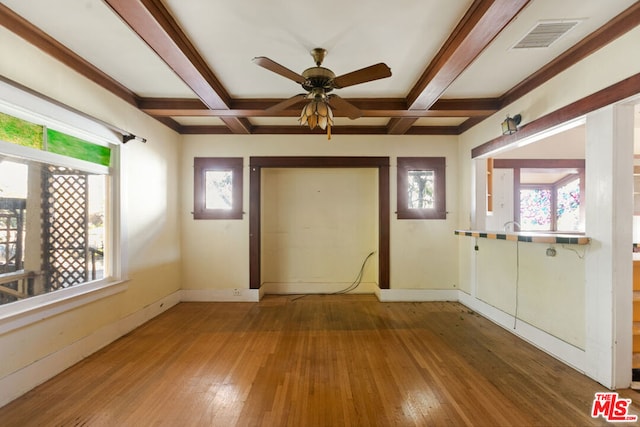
top-left (397, 157), bottom-right (446, 219)
top-left (0, 110), bottom-right (116, 306)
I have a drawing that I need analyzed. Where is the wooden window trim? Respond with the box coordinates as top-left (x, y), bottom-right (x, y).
top-left (397, 157), bottom-right (446, 220)
top-left (193, 157), bottom-right (243, 220)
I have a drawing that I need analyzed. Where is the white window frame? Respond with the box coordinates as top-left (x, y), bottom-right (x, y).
top-left (0, 82), bottom-right (127, 335)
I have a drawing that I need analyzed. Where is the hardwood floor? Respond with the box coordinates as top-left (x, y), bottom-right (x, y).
top-left (1, 294), bottom-right (639, 426)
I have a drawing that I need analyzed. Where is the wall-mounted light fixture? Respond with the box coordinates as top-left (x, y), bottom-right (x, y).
top-left (122, 134), bottom-right (147, 144)
top-left (501, 114), bottom-right (522, 135)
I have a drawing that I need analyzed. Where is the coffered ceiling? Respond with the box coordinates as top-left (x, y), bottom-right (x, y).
top-left (0, 0), bottom-right (638, 136)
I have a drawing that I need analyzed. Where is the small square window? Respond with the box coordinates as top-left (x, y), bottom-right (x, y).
top-left (205, 170), bottom-right (233, 210)
top-left (194, 158), bottom-right (243, 219)
top-left (407, 170), bottom-right (435, 209)
top-left (397, 157), bottom-right (446, 219)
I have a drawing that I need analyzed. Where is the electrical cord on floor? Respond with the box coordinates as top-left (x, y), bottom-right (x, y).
top-left (332, 251), bottom-right (376, 295)
top-left (290, 251), bottom-right (376, 301)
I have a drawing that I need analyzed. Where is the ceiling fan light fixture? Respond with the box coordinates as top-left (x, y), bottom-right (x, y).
top-left (299, 91), bottom-right (334, 139)
top-left (254, 47), bottom-right (390, 140)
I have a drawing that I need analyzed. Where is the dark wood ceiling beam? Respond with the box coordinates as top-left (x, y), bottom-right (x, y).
top-left (407, 0), bottom-right (530, 109)
top-left (180, 125), bottom-right (459, 136)
top-left (405, 126), bottom-right (460, 136)
top-left (103, 0), bottom-right (229, 109)
top-left (220, 117), bottom-right (253, 134)
top-left (386, 118), bottom-right (418, 135)
top-left (152, 116), bottom-right (183, 133)
top-left (0, 3), bottom-right (139, 106)
top-left (499, 1), bottom-right (640, 108)
top-left (387, 0), bottom-right (529, 135)
top-left (472, 72), bottom-right (640, 158)
top-left (139, 97), bottom-right (499, 118)
top-left (456, 115), bottom-right (490, 134)
top-left (144, 108), bottom-right (492, 118)
top-left (103, 0), bottom-right (250, 134)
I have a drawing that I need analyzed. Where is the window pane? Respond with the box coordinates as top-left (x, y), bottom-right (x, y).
top-left (520, 188), bottom-right (552, 231)
top-left (556, 178), bottom-right (581, 232)
top-left (88, 175), bottom-right (105, 280)
top-left (47, 129), bottom-right (111, 167)
top-left (0, 112), bottom-right (43, 149)
top-left (205, 170), bottom-right (233, 210)
top-left (407, 170), bottom-right (434, 209)
top-left (0, 158), bottom-right (109, 305)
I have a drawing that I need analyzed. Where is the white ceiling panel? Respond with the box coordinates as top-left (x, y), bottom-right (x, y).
top-left (445, 0), bottom-right (638, 98)
top-left (2, 0), bottom-right (194, 98)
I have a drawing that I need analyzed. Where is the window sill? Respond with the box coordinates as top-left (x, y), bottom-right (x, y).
top-left (0, 279), bottom-right (128, 335)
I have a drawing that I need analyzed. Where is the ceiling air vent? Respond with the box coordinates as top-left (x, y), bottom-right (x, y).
top-left (512, 20), bottom-right (581, 49)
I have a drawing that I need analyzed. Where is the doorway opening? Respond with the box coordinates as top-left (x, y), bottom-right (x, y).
top-left (249, 157), bottom-right (390, 291)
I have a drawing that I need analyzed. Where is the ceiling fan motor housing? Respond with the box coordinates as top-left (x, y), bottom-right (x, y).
top-left (301, 67), bottom-right (335, 92)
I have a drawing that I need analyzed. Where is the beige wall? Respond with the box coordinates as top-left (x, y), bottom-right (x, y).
top-left (457, 26), bottom-right (640, 379)
top-left (475, 238), bottom-right (585, 348)
top-left (261, 167), bottom-right (379, 292)
top-left (180, 136), bottom-right (459, 294)
top-left (0, 26), bottom-right (181, 388)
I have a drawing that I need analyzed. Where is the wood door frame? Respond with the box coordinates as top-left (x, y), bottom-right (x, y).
top-left (249, 156), bottom-right (390, 290)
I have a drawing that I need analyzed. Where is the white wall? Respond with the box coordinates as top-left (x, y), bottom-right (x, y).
top-left (180, 136), bottom-right (460, 300)
top-left (0, 26), bottom-right (182, 405)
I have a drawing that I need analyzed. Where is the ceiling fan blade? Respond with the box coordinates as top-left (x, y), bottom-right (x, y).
top-left (333, 63), bottom-right (392, 89)
top-left (266, 94), bottom-right (306, 113)
top-left (253, 57), bottom-right (306, 84)
top-left (329, 95), bottom-right (362, 119)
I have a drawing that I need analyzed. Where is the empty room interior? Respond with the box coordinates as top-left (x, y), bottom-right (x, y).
top-left (1, 0), bottom-right (640, 425)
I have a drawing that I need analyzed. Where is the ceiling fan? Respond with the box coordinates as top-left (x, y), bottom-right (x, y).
top-left (253, 48), bottom-right (391, 137)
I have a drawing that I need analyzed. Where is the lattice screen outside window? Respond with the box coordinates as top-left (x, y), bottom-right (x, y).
top-left (42, 166), bottom-right (89, 291)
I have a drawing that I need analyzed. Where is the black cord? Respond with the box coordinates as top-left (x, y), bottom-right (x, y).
top-left (332, 251), bottom-right (376, 295)
top-left (290, 251), bottom-right (376, 301)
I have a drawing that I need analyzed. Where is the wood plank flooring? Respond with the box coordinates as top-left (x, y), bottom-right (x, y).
top-left (1, 294), bottom-right (639, 426)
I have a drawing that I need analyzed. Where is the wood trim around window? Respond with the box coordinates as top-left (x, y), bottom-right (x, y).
top-left (397, 157), bottom-right (446, 219)
top-left (193, 157), bottom-right (243, 219)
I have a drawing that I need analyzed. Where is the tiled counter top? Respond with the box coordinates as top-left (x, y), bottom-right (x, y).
top-left (454, 230), bottom-right (590, 245)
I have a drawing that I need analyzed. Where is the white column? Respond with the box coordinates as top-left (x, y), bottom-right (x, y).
top-left (473, 158), bottom-right (487, 230)
top-left (584, 104), bottom-right (634, 389)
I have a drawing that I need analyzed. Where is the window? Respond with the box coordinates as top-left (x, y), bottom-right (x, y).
top-left (397, 157), bottom-right (446, 219)
top-left (519, 174), bottom-right (583, 232)
top-left (194, 157), bottom-right (243, 219)
top-left (0, 112), bottom-right (115, 306)
top-left (490, 159), bottom-right (585, 233)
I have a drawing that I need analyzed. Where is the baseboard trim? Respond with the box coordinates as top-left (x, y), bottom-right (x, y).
top-left (0, 291), bottom-right (181, 408)
top-left (376, 288), bottom-right (459, 302)
top-left (457, 290), bottom-right (586, 374)
top-left (181, 288), bottom-right (261, 302)
top-left (261, 282), bottom-right (378, 295)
